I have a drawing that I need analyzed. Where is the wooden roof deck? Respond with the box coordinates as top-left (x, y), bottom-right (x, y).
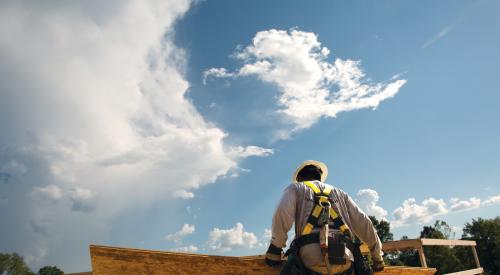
top-left (89, 245), bottom-right (436, 275)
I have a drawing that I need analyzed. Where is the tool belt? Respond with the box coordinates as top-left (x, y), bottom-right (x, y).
top-left (288, 233), bottom-right (371, 275)
top-left (294, 232), bottom-right (347, 265)
top-left (282, 237), bottom-right (352, 275)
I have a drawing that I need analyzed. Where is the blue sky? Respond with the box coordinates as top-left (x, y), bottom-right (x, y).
top-left (0, 0), bottom-right (499, 272)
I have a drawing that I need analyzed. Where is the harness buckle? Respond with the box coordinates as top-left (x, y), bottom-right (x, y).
top-left (318, 201), bottom-right (330, 226)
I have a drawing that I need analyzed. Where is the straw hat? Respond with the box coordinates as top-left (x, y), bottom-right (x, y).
top-left (292, 160), bottom-right (329, 182)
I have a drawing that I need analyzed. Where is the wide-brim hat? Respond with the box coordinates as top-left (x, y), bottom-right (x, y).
top-left (292, 160), bottom-right (329, 182)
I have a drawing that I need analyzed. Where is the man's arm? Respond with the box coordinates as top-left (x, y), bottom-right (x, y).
top-left (265, 184), bottom-right (297, 266)
top-left (343, 193), bottom-right (384, 266)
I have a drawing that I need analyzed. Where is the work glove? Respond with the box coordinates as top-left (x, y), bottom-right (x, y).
top-left (265, 243), bottom-right (283, 267)
top-left (372, 259), bottom-right (385, 272)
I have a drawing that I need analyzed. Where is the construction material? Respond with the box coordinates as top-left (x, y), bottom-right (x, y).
top-left (90, 244), bottom-right (436, 275)
top-left (380, 238), bottom-right (483, 275)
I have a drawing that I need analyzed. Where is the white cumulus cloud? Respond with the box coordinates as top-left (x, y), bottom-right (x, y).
top-left (228, 146), bottom-right (274, 159)
top-left (173, 190), bottom-right (195, 199)
top-left (203, 68), bottom-right (235, 84)
top-left (165, 224), bottom-right (196, 244)
top-left (388, 193), bottom-right (500, 227)
top-left (172, 245), bottom-right (199, 253)
top-left (69, 188), bottom-right (95, 213)
top-left (449, 197), bottom-right (481, 212)
top-left (391, 197), bottom-right (448, 228)
top-left (262, 228), bottom-right (272, 240)
top-left (482, 195), bottom-right (500, 206)
top-left (207, 222), bottom-right (258, 252)
top-left (356, 189), bottom-right (388, 220)
top-left (0, 0), bottom-right (271, 271)
top-left (205, 29), bottom-right (406, 131)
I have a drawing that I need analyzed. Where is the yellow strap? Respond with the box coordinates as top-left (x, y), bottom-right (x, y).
top-left (318, 196), bottom-right (329, 205)
top-left (302, 206), bottom-right (323, 235)
top-left (302, 181), bottom-right (338, 235)
top-left (304, 181), bottom-right (321, 193)
top-left (311, 205), bottom-right (323, 218)
top-left (302, 223), bottom-right (314, 235)
top-left (330, 210), bottom-right (338, 219)
top-left (340, 224), bottom-right (349, 232)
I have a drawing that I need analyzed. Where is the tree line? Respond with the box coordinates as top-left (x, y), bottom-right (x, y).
top-left (369, 215), bottom-right (500, 275)
top-left (0, 254), bottom-right (62, 275)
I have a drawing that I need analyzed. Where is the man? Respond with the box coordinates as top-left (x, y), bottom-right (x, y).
top-left (265, 160), bottom-right (384, 274)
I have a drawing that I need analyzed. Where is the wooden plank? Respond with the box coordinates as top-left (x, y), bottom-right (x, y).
top-left (420, 239), bottom-right (476, 247)
top-left (443, 267), bottom-right (484, 275)
top-left (471, 246), bottom-right (481, 268)
top-left (417, 246), bottom-right (427, 268)
top-left (90, 245), bottom-right (277, 275)
top-left (382, 239), bottom-right (422, 252)
top-left (90, 244), bottom-right (436, 275)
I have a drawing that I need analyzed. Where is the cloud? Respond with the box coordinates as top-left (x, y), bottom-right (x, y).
top-left (203, 68), bottom-right (235, 84)
top-left (228, 146), bottom-right (274, 159)
top-left (450, 225), bottom-right (463, 237)
top-left (356, 189), bottom-right (388, 220)
top-left (165, 224), bottom-right (195, 244)
top-left (390, 193), bottom-right (500, 227)
top-left (262, 228), bottom-right (272, 240)
top-left (421, 24), bottom-right (454, 49)
top-left (0, 0), bottom-right (271, 271)
top-left (207, 222), bottom-right (258, 252)
top-left (258, 228), bottom-right (272, 248)
top-left (391, 197), bottom-right (448, 228)
top-left (172, 245), bottom-right (199, 253)
top-left (69, 188), bottom-right (95, 213)
top-left (204, 29), bottom-right (406, 131)
top-left (173, 190), bottom-right (195, 199)
top-left (482, 195), bottom-right (500, 206)
top-left (449, 197), bottom-right (481, 212)
top-left (33, 185), bottom-right (64, 200)
top-left (32, 185), bottom-right (95, 212)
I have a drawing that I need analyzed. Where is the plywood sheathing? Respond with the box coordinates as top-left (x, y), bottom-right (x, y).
top-left (90, 245), bottom-right (436, 275)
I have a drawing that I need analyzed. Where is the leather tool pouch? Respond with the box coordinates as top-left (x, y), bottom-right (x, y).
top-left (328, 230), bottom-right (347, 265)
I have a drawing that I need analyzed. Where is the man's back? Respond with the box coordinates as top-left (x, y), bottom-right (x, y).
top-left (265, 160), bottom-right (384, 274)
top-left (295, 181), bottom-right (354, 273)
top-left (270, 180), bottom-right (383, 273)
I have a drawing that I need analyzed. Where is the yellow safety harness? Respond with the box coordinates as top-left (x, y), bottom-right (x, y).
top-left (301, 181), bottom-right (350, 236)
top-left (283, 181), bottom-right (354, 274)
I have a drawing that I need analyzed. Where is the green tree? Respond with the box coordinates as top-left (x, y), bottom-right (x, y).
top-left (37, 266), bottom-right (64, 275)
top-left (395, 235), bottom-right (420, 267)
top-left (0, 252), bottom-right (34, 275)
top-left (368, 215), bottom-right (400, 265)
top-left (0, 253), bottom-right (10, 274)
top-left (369, 216), bottom-right (394, 242)
top-left (460, 216), bottom-right (500, 275)
top-left (420, 220), bottom-right (464, 274)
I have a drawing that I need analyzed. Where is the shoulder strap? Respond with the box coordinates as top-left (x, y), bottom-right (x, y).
top-left (301, 181), bottom-right (350, 235)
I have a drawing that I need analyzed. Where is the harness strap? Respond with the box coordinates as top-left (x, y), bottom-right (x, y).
top-left (301, 181), bottom-right (350, 235)
top-left (295, 233), bottom-right (320, 247)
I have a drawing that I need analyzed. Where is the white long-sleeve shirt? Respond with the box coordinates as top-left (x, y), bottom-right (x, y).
top-left (270, 181), bottom-right (383, 272)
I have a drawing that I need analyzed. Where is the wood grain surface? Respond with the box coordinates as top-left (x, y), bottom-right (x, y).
top-left (90, 245), bottom-right (436, 275)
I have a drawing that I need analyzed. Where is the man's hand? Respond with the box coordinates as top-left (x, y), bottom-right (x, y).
top-left (372, 259), bottom-right (385, 272)
top-left (265, 243), bottom-right (282, 267)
